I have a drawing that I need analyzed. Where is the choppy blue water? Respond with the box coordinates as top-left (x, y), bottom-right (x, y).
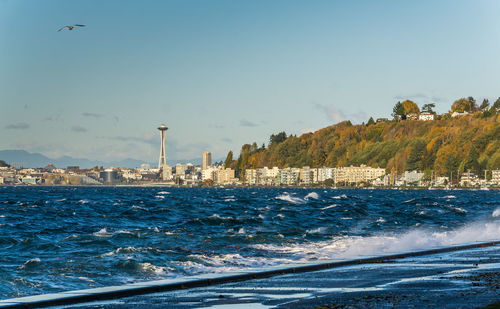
top-left (0, 186), bottom-right (499, 298)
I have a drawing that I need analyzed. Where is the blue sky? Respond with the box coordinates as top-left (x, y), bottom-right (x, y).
top-left (1, 0), bottom-right (500, 164)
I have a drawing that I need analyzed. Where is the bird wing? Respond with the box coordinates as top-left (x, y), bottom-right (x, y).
top-left (58, 26), bottom-right (68, 31)
top-left (74, 24), bottom-right (86, 27)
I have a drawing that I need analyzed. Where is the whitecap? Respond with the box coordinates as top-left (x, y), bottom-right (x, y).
top-left (306, 227), bottom-right (327, 234)
top-left (376, 217), bottom-right (386, 223)
top-left (157, 191), bottom-right (170, 195)
top-left (77, 199), bottom-right (89, 204)
top-left (250, 220), bottom-right (500, 261)
top-left (78, 277), bottom-right (95, 283)
top-left (453, 207), bottom-right (467, 214)
top-left (131, 205), bottom-right (149, 211)
top-left (138, 262), bottom-right (170, 274)
top-left (332, 194), bottom-right (347, 199)
top-left (20, 258), bottom-right (41, 269)
top-left (305, 192), bottom-right (319, 200)
top-left (276, 193), bottom-right (305, 204)
top-left (155, 195), bottom-right (165, 199)
top-left (493, 208), bottom-right (500, 217)
top-left (93, 228), bottom-right (112, 237)
top-left (321, 204), bottom-right (337, 210)
top-left (208, 214), bottom-right (232, 220)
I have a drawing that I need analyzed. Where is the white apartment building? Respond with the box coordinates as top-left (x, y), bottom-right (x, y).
top-left (161, 164), bottom-right (173, 181)
top-left (460, 172), bottom-right (479, 186)
top-left (435, 176), bottom-right (450, 186)
top-left (299, 166), bottom-right (315, 184)
top-left (491, 170), bottom-right (500, 185)
top-left (418, 113), bottom-right (435, 121)
top-left (201, 166), bottom-right (217, 181)
top-left (400, 170), bottom-right (424, 185)
top-left (317, 167), bottom-right (335, 182)
top-left (334, 165), bottom-right (385, 184)
top-left (215, 168), bottom-right (237, 184)
top-left (277, 168), bottom-right (300, 185)
top-left (245, 169), bottom-right (258, 185)
top-left (175, 163), bottom-right (187, 176)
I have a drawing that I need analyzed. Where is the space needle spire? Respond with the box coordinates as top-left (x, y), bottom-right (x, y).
top-left (158, 124), bottom-right (168, 170)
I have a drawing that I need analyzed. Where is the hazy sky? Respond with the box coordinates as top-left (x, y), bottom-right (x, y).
top-left (1, 0), bottom-right (500, 164)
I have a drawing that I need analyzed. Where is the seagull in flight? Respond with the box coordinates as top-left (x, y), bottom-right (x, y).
top-left (58, 24), bottom-right (85, 32)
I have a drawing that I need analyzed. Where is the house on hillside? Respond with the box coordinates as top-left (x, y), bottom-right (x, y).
top-left (418, 113), bottom-right (435, 121)
top-left (406, 113), bottom-right (419, 120)
top-left (451, 111), bottom-right (469, 117)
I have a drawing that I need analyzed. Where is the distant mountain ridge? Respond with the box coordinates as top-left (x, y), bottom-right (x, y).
top-left (0, 150), bottom-right (154, 169)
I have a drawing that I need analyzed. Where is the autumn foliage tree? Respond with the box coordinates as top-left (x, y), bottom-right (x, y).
top-left (451, 98), bottom-right (473, 113)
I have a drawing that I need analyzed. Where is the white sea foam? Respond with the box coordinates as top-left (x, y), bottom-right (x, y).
top-left (493, 208), bottom-right (500, 217)
top-left (305, 192), bottom-right (319, 200)
top-left (251, 220), bottom-right (500, 261)
top-left (131, 205), bottom-right (149, 211)
top-left (157, 191), bottom-right (170, 195)
top-left (376, 217), bottom-right (386, 223)
top-left (155, 195), bottom-right (165, 199)
top-left (137, 262), bottom-right (170, 274)
top-left (321, 204), bottom-right (338, 210)
top-left (208, 214), bottom-right (232, 220)
top-left (20, 258), bottom-right (41, 269)
top-left (78, 276), bottom-right (95, 283)
top-left (276, 193), bottom-right (305, 204)
top-left (453, 207), bottom-right (467, 214)
top-left (78, 199), bottom-right (89, 204)
top-left (442, 195), bottom-right (456, 199)
top-left (93, 228), bottom-right (112, 238)
top-left (332, 194), bottom-right (347, 199)
top-left (306, 227), bottom-right (327, 234)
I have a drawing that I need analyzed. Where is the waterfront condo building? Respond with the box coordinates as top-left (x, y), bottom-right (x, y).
top-left (491, 170), bottom-right (500, 185)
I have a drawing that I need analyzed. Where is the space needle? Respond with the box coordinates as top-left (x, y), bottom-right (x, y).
top-left (158, 124), bottom-right (168, 171)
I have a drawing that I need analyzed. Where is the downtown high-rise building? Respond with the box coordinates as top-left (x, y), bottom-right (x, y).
top-left (201, 152), bottom-right (211, 170)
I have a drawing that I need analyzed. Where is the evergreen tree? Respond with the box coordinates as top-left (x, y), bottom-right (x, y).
top-left (392, 101), bottom-right (404, 118)
top-left (494, 97), bottom-right (500, 109)
top-left (224, 150), bottom-right (233, 168)
top-left (421, 103), bottom-right (436, 114)
top-left (367, 117), bottom-right (375, 126)
top-left (480, 99), bottom-right (490, 110)
top-left (269, 132), bottom-right (287, 146)
top-left (464, 146), bottom-right (480, 173)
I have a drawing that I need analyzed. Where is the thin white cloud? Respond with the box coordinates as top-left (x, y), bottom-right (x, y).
top-left (5, 122), bottom-right (29, 130)
top-left (71, 125), bottom-right (87, 132)
top-left (240, 119), bottom-right (258, 127)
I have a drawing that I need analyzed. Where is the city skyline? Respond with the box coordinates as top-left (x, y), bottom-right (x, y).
top-left (2, 0), bottom-right (500, 163)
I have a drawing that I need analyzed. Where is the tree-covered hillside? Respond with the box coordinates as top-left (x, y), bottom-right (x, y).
top-left (230, 112), bottom-right (500, 178)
